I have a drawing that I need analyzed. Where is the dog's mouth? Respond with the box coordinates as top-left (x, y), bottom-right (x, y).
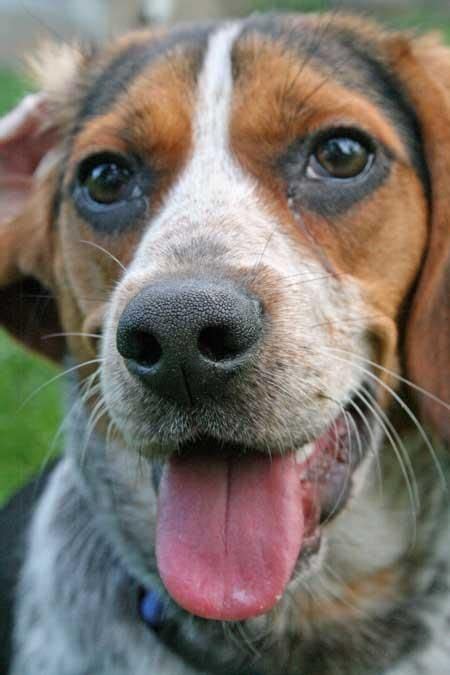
top-left (153, 388), bottom-right (374, 623)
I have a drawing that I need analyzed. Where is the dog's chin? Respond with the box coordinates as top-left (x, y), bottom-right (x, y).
top-left (144, 386), bottom-right (377, 623)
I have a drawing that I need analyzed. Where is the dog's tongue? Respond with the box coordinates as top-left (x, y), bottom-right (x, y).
top-left (156, 451), bottom-right (304, 621)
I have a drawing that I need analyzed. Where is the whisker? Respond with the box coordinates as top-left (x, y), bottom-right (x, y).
top-left (19, 358), bottom-right (103, 410)
top-left (359, 385), bottom-right (418, 495)
top-left (49, 371), bottom-right (101, 454)
top-left (42, 332), bottom-right (102, 340)
top-left (346, 396), bottom-right (384, 501)
top-left (322, 563), bottom-right (375, 621)
top-left (325, 347), bottom-right (450, 411)
top-left (318, 348), bottom-right (448, 492)
top-left (250, 223), bottom-right (279, 282)
top-left (279, 273), bottom-right (344, 291)
top-left (276, 261), bottom-right (320, 279)
top-left (234, 621), bottom-right (262, 660)
top-left (79, 239), bottom-right (127, 272)
top-left (80, 397), bottom-right (109, 467)
top-left (355, 387), bottom-right (419, 542)
top-left (34, 369), bottom-right (102, 497)
top-left (319, 356), bottom-right (422, 518)
top-left (308, 315), bottom-right (385, 330)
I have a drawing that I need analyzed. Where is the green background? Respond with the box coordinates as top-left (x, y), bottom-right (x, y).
top-left (1, 1), bottom-right (449, 504)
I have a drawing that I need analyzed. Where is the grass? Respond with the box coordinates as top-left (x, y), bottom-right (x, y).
top-left (0, 332), bottom-right (62, 504)
top-left (0, 68), bottom-right (31, 113)
top-left (1, 5), bottom-right (449, 505)
top-left (253, 1), bottom-right (450, 39)
top-left (252, 0), bottom-right (329, 11)
top-left (391, 11), bottom-right (450, 42)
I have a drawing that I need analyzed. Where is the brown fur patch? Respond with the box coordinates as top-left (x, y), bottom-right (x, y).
top-left (69, 50), bottom-right (196, 210)
top-left (299, 567), bottom-right (403, 624)
top-left (386, 35), bottom-right (450, 439)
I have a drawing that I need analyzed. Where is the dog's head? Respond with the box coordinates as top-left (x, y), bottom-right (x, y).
top-left (1, 13), bottom-right (449, 634)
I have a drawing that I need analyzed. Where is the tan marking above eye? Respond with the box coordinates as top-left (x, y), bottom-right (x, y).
top-left (230, 40), bottom-right (409, 168)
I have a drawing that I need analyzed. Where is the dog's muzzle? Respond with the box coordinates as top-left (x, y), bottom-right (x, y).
top-left (112, 275), bottom-right (372, 624)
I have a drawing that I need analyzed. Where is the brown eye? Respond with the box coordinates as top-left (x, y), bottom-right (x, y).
top-left (78, 153), bottom-right (136, 206)
top-left (73, 152), bottom-right (150, 232)
top-left (309, 137), bottom-right (372, 180)
top-left (80, 161), bottom-right (133, 204)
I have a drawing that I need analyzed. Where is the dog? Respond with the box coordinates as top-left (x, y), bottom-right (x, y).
top-left (0, 11), bottom-right (449, 675)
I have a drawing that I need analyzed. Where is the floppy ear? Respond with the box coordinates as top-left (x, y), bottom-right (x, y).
top-left (0, 45), bottom-right (85, 361)
top-left (386, 35), bottom-right (450, 441)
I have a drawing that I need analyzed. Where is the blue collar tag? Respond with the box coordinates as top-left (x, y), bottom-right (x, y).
top-left (139, 589), bottom-right (167, 630)
top-left (139, 589), bottom-right (263, 675)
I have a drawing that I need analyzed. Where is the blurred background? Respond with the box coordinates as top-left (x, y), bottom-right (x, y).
top-left (1, 0), bottom-right (450, 505)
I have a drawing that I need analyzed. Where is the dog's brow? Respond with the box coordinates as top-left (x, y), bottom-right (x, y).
top-left (75, 25), bottom-right (215, 128)
top-left (238, 15), bottom-right (428, 189)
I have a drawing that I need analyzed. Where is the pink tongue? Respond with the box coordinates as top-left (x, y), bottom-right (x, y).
top-left (156, 452), bottom-right (305, 621)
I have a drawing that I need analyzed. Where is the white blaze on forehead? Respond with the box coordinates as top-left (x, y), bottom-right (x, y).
top-left (159, 21), bottom-right (256, 219)
top-left (194, 22), bottom-right (242, 154)
top-left (127, 21), bottom-right (277, 278)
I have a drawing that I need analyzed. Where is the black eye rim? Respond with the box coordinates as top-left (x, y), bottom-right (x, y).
top-left (306, 127), bottom-right (376, 182)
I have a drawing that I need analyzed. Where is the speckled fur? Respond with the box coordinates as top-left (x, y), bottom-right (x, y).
top-left (11, 410), bottom-right (449, 675)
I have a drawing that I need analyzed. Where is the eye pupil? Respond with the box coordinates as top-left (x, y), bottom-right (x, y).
top-left (314, 137), bottom-right (370, 179)
top-left (82, 160), bottom-right (132, 204)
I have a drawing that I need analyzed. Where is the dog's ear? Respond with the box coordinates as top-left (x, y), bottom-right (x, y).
top-left (0, 45), bottom-right (84, 361)
top-left (386, 35), bottom-right (450, 441)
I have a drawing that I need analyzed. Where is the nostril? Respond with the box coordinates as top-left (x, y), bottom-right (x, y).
top-left (128, 331), bottom-right (162, 368)
top-left (198, 325), bottom-right (242, 362)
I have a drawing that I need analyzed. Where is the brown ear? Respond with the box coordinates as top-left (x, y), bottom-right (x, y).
top-left (0, 45), bottom-right (86, 361)
top-left (0, 92), bottom-right (66, 361)
top-left (386, 35), bottom-right (450, 441)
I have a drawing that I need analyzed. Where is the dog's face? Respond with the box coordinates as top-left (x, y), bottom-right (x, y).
top-left (1, 13), bottom-right (449, 634)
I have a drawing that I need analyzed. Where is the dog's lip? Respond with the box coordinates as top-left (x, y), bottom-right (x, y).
top-left (150, 386), bottom-right (373, 618)
top-left (152, 386), bottom-right (370, 489)
top-left (151, 384), bottom-right (372, 538)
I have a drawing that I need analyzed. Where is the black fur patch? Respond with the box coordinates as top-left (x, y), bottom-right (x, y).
top-left (76, 24), bottom-right (216, 127)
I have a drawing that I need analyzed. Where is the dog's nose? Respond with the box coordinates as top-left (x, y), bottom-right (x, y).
top-left (116, 279), bottom-right (263, 404)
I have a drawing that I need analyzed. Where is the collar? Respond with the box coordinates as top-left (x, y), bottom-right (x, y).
top-left (139, 588), bottom-right (167, 630)
top-left (139, 588), bottom-right (263, 675)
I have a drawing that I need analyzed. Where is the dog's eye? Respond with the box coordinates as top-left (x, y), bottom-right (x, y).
top-left (78, 155), bottom-right (135, 205)
top-left (308, 136), bottom-right (373, 180)
top-left (73, 153), bottom-right (149, 231)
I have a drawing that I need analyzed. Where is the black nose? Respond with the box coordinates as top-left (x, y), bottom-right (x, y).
top-left (116, 278), bottom-right (263, 405)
